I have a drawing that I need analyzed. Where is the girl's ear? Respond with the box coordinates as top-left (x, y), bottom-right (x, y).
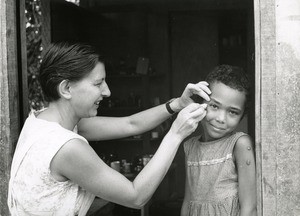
top-left (240, 111), bottom-right (247, 122)
top-left (190, 94), bottom-right (204, 104)
top-left (58, 80), bottom-right (72, 100)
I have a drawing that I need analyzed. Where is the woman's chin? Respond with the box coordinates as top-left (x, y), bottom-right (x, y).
top-left (84, 110), bottom-right (98, 119)
top-left (90, 112), bottom-right (98, 118)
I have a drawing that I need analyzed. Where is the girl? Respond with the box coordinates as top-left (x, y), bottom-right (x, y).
top-left (181, 65), bottom-right (256, 216)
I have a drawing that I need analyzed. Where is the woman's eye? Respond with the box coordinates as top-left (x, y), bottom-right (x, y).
top-left (95, 79), bottom-right (106, 87)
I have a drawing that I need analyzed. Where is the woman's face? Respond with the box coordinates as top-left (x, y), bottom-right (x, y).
top-left (201, 81), bottom-right (246, 141)
top-left (69, 62), bottom-right (111, 118)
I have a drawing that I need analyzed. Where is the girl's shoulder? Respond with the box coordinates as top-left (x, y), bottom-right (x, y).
top-left (234, 132), bottom-right (253, 149)
top-left (230, 132), bottom-right (250, 144)
top-left (184, 135), bottom-right (201, 146)
top-left (183, 135), bottom-right (201, 155)
top-left (219, 132), bottom-right (251, 153)
top-left (232, 132), bottom-right (253, 158)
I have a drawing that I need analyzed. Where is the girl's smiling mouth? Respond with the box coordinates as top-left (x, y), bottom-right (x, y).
top-left (209, 123), bottom-right (225, 131)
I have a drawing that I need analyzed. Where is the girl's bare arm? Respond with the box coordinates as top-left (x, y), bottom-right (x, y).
top-left (234, 135), bottom-right (257, 216)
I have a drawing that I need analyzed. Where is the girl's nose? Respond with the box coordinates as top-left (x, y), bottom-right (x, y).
top-left (215, 110), bottom-right (226, 123)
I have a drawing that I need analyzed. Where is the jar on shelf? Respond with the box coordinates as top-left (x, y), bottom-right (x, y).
top-left (142, 154), bottom-right (151, 166)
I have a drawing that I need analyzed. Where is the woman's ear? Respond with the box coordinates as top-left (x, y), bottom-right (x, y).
top-left (58, 80), bottom-right (72, 100)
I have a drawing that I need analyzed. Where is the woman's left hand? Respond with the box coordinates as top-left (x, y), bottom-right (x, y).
top-left (171, 81), bottom-right (211, 112)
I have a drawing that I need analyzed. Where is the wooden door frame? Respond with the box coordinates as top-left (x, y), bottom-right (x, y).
top-left (254, 0), bottom-right (263, 214)
top-left (0, 0), bottom-right (22, 214)
top-left (254, 0), bottom-right (300, 215)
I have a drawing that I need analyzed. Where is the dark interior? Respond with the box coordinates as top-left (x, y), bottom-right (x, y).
top-left (50, 0), bottom-right (254, 215)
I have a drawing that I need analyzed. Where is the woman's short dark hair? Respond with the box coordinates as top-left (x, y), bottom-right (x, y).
top-left (39, 42), bottom-right (103, 102)
top-left (205, 64), bottom-right (251, 113)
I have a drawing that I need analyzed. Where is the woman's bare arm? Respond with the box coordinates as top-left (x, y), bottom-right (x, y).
top-left (77, 82), bottom-right (210, 141)
top-left (181, 159), bottom-right (191, 216)
top-left (51, 104), bottom-right (207, 208)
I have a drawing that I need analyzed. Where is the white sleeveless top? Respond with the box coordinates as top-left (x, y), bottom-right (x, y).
top-left (8, 111), bottom-right (95, 216)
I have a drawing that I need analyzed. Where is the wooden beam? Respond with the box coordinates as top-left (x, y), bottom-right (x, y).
top-left (254, 0), bottom-right (263, 214)
top-left (0, 0), bottom-right (21, 215)
top-left (41, 0), bottom-right (51, 51)
top-left (18, 0), bottom-right (28, 123)
top-left (256, 0), bottom-right (279, 214)
top-left (80, 0), bottom-right (252, 12)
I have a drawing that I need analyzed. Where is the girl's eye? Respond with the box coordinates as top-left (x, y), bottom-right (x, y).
top-left (229, 110), bottom-right (239, 115)
top-left (210, 104), bottom-right (218, 109)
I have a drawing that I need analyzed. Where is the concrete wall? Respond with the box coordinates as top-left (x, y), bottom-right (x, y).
top-left (255, 0), bottom-right (300, 215)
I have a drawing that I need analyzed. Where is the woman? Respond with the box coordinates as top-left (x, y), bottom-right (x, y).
top-left (8, 42), bottom-right (210, 216)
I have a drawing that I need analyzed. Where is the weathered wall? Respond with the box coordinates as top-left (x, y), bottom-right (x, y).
top-left (0, 0), bottom-right (21, 215)
top-left (275, 0), bottom-right (300, 214)
top-left (255, 0), bottom-right (300, 215)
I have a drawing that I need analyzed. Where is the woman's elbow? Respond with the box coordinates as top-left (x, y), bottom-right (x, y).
top-left (130, 203), bottom-right (145, 209)
top-left (123, 192), bottom-right (149, 209)
top-left (130, 197), bottom-right (149, 209)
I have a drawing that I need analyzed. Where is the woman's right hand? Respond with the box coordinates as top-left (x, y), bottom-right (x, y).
top-left (169, 103), bottom-right (207, 141)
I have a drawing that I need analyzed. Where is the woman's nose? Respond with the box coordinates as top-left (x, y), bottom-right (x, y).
top-left (102, 82), bottom-right (111, 97)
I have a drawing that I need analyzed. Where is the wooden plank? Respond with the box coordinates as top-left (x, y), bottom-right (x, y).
top-left (261, 5), bottom-right (278, 215)
top-left (0, 0), bottom-right (21, 215)
top-left (18, 0), bottom-right (28, 123)
top-left (255, 0), bottom-right (278, 215)
top-left (253, 0), bottom-right (262, 214)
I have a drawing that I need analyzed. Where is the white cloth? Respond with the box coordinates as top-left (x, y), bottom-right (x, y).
top-left (8, 111), bottom-right (95, 216)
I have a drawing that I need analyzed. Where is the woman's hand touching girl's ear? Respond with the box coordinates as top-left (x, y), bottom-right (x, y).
top-left (169, 81), bottom-right (211, 113)
top-left (169, 103), bottom-right (207, 140)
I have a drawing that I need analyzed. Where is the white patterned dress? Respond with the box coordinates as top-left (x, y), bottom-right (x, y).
top-left (183, 132), bottom-right (248, 216)
top-left (8, 111), bottom-right (95, 216)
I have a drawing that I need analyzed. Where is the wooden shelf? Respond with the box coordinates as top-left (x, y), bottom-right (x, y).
top-left (107, 73), bottom-right (165, 79)
top-left (150, 137), bottom-right (163, 142)
top-left (119, 137), bottom-right (143, 142)
top-left (101, 106), bottom-right (142, 109)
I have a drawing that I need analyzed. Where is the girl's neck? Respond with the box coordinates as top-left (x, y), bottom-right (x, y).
top-left (200, 131), bottom-right (233, 143)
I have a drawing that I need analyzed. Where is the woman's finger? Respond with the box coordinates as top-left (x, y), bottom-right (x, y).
top-left (186, 83), bottom-right (211, 101)
top-left (180, 103), bottom-right (202, 114)
top-left (191, 87), bottom-right (211, 101)
top-left (189, 103), bottom-right (207, 118)
top-left (195, 82), bottom-right (211, 95)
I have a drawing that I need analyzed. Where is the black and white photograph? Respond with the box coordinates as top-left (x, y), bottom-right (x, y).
top-left (1, 0), bottom-right (300, 215)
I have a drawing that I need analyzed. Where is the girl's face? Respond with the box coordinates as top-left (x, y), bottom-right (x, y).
top-left (69, 62), bottom-right (111, 118)
top-left (201, 81), bottom-right (246, 142)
